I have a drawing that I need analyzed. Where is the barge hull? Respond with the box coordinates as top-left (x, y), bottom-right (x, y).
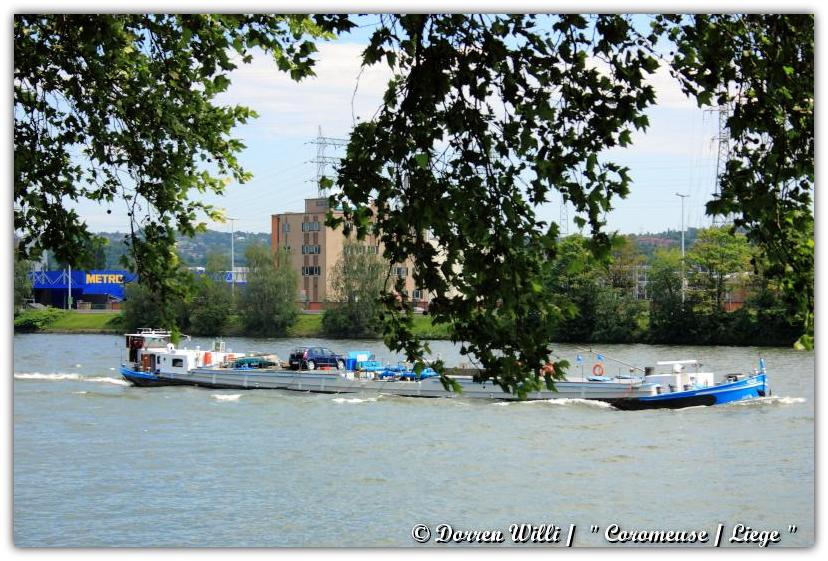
top-left (149, 368), bottom-right (660, 402)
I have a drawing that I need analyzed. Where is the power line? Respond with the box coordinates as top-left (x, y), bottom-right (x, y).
top-left (558, 192), bottom-right (569, 236)
top-left (705, 103), bottom-right (732, 227)
top-left (307, 125), bottom-right (348, 197)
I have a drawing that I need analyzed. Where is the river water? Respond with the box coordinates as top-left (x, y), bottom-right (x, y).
top-left (13, 334), bottom-right (814, 547)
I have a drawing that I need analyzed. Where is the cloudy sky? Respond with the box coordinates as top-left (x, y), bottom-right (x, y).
top-left (72, 14), bottom-right (722, 237)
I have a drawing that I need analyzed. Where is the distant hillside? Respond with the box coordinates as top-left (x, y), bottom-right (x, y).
top-left (82, 230), bottom-right (272, 269)
top-left (173, 230), bottom-right (272, 267)
top-left (627, 227), bottom-right (699, 257)
top-left (45, 227), bottom-right (696, 270)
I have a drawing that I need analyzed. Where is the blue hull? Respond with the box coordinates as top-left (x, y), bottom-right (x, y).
top-left (613, 373), bottom-right (768, 410)
top-left (119, 366), bottom-right (182, 387)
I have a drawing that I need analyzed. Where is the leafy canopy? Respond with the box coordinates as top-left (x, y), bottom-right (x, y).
top-left (240, 244), bottom-right (299, 336)
top-left (14, 14), bottom-right (814, 396)
top-left (662, 14), bottom-right (814, 346)
top-left (14, 14), bottom-right (345, 303)
top-left (331, 14), bottom-right (662, 395)
top-left (322, 241), bottom-right (388, 338)
top-left (686, 227), bottom-right (754, 312)
top-left (329, 14), bottom-right (813, 395)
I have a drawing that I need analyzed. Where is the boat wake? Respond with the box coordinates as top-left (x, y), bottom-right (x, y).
top-left (494, 398), bottom-right (614, 409)
top-left (211, 394), bottom-right (242, 402)
top-left (544, 398), bottom-right (615, 409)
top-left (14, 372), bottom-right (129, 386)
top-left (332, 396), bottom-right (380, 404)
top-left (725, 395), bottom-right (806, 408)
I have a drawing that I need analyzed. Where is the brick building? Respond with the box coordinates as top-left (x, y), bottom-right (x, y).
top-left (271, 197), bottom-right (427, 310)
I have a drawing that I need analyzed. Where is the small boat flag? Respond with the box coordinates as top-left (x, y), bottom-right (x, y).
top-left (596, 353), bottom-right (605, 361)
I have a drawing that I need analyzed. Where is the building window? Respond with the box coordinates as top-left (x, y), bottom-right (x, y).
top-left (302, 266), bottom-right (321, 276)
top-left (283, 245), bottom-right (291, 253)
top-left (347, 244), bottom-right (380, 255)
top-left (301, 221), bottom-right (321, 232)
top-left (413, 289), bottom-right (423, 300)
top-left (394, 266), bottom-right (408, 278)
top-left (282, 222), bottom-right (290, 233)
top-left (302, 245), bottom-right (321, 254)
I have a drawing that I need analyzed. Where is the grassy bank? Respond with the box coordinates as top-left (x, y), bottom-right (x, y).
top-left (14, 309), bottom-right (123, 333)
top-left (50, 311), bottom-right (123, 331)
top-left (15, 309), bottom-right (453, 340)
top-left (284, 314), bottom-right (453, 340)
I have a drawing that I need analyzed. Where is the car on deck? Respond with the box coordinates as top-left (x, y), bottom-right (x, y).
top-left (288, 346), bottom-right (345, 371)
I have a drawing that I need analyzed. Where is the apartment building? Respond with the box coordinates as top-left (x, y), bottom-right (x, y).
top-left (271, 197), bottom-right (427, 310)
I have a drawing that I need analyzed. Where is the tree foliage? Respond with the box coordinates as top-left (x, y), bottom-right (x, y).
top-left (647, 248), bottom-right (690, 342)
top-left (322, 241), bottom-right (388, 338)
top-left (205, 251), bottom-right (231, 275)
top-left (14, 14), bottom-right (340, 302)
top-left (239, 244), bottom-right (298, 336)
top-left (13, 308), bottom-right (64, 331)
top-left (14, 14), bottom-right (814, 396)
top-left (14, 254), bottom-right (33, 310)
top-left (122, 281), bottom-right (188, 333)
top-left (661, 14), bottom-right (814, 346)
top-left (547, 235), bottom-right (645, 344)
top-left (189, 274), bottom-right (233, 336)
top-left (329, 14), bottom-right (813, 394)
top-left (331, 14), bottom-right (662, 395)
top-left (686, 227), bottom-right (753, 312)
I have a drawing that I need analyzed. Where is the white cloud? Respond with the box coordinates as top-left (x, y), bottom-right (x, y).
top-left (80, 36), bottom-right (724, 234)
top-left (647, 62), bottom-right (699, 110)
top-left (607, 105), bottom-right (720, 159)
top-left (218, 42), bottom-right (393, 140)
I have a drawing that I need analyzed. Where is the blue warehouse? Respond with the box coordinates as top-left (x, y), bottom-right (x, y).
top-left (29, 270), bottom-right (138, 310)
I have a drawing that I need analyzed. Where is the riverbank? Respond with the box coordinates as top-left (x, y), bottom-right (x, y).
top-left (15, 309), bottom-right (453, 340)
top-left (14, 308), bottom-right (801, 347)
top-left (14, 309), bottom-right (122, 334)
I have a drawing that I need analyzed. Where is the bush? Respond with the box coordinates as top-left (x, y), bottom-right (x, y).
top-left (13, 308), bottom-right (64, 331)
top-left (189, 277), bottom-right (233, 336)
top-left (239, 245), bottom-right (298, 336)
top-left (322, 304), bottom-right (382, 338)
top-left (591, 288), bottom-right (646, 343)
top-left (122, 282), bottom-right (188, 333)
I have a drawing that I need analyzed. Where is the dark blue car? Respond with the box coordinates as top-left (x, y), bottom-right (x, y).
top-left (288, 346), bottom-right (345, 371)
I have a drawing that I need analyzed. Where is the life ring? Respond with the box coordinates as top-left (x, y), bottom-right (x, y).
top-left (592, 363), bottom-right (605, 376)
top-left (540, 363), bottom-right (556, 376)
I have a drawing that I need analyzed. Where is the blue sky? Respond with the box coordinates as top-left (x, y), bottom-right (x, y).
top-left (69, 14), bottom-right (722, 237)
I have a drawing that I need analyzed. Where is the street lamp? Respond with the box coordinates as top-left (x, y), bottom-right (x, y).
top-left (675, 193), bottom-right (689, 304)
top-left (228, 217), bottom-right (237, 299)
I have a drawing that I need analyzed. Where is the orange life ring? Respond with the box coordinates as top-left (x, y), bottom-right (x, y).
top-left (592, 363), bottom-right (605, 376)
